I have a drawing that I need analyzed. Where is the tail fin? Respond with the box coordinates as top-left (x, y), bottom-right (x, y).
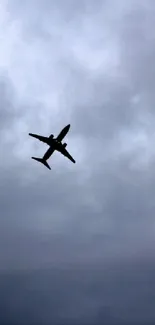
top-left (31, 157), bottom-right (51, 170)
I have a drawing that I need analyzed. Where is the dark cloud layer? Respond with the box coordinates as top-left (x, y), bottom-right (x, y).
top-left (0, 0), bottom-right (155, 324)
top-left (1, 260), bottom-right (155, 325)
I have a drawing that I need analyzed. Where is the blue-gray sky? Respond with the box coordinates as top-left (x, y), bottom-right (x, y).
top-left (0, 0), bottom-right (155, 324)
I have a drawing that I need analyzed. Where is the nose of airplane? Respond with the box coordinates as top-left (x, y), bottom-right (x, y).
top-left (66, 124), bottom-right (70, 130)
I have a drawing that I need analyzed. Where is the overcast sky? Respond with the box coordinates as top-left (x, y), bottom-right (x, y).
top-left (0, 0), bottom-right (155, 324)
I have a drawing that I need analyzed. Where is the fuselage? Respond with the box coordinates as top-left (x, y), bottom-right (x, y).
top-left (48, 138), bottom-right (63, 151)
top-left (47, 124), bottom-right (70, 149)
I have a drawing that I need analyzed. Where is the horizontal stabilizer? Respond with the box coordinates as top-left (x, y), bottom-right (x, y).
top-left (31, 157), bottom-right (51, 170)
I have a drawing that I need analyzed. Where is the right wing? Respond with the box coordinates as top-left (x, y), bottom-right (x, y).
top-left (29, 133), bottom-right (49, 144)
top-left (60, 147), bottom-right (76, 164)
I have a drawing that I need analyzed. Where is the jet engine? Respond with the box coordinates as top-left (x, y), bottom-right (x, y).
top-left (49, 134), bottom-right (54, 140)
top-left (62, 143), bottom-right (67, 148)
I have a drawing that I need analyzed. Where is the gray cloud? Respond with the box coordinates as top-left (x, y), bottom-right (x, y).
top-left (0, 261), bottom-right (155, 324)
top-left (0, 0), bottom-right (155, 323)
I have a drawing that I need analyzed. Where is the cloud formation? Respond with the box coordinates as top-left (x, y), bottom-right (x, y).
top-left (0, 0), bottom-right (155, 323)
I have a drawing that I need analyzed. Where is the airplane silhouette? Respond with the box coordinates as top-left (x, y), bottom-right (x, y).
top-left (29, 124), bottom-right (75, 170)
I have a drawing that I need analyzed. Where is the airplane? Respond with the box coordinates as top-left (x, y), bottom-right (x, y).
top-left (29, 124), bottom-right (76, 170)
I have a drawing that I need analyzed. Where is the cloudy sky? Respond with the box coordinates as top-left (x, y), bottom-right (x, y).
top-left (0, 0), bottom-right (155, 324)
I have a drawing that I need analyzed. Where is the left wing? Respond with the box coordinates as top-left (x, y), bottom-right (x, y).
top-left (29, 133), bottom-right (49, 144)
top-left (60, 147), bottom-right (76, 164)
